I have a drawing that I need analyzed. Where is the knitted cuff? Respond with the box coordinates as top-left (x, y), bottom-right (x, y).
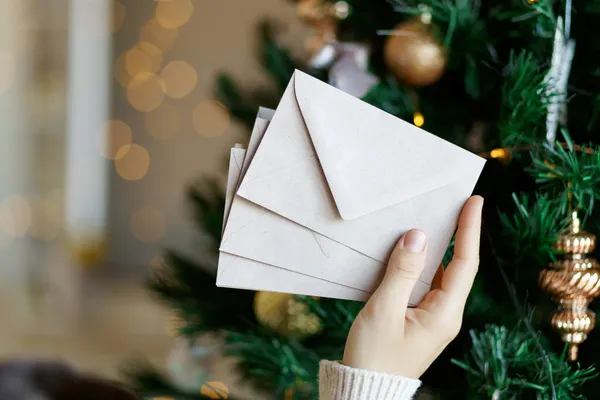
top-left (319, 360), bottom-right (421, 400)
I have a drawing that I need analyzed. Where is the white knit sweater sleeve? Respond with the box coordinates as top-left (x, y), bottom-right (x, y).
top-left (319, 360), bottom-right (421, 400)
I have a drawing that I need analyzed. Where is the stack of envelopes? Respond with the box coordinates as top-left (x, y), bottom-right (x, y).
top-left (217, 70), bottom-right (485, 306)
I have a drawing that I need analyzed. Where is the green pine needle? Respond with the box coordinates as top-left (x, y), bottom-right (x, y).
top-left (527, 131), bottom-right (600, 220)
top-left (499, 50), bottom-right (553, 147)
top-left (498, 193), bottom-right (568, 266)
top-left (452, 323), bottom-right (596, 400)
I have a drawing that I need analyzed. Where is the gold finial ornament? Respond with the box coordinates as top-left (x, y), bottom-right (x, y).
top-left (539, 212), bottom-right (600, 361)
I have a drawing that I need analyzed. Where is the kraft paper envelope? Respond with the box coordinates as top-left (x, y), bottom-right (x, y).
top-left (217, 113), bottom-right (369, 300)
top-left (220, 111), bottom-right (423, 302)
top-left (220, 70), bottom-right (485, 305)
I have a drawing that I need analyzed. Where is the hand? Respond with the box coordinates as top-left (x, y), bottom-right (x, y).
top-left (342, 195), bottom-right (484, 378)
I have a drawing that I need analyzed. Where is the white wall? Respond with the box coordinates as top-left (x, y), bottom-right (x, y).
top-left (107, 0), bottom-right (306, 272)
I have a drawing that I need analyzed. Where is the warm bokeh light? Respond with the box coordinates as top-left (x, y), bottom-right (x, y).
top-left (140, 19), bottom-right (179, 52)
top-left (490, 148), bottom-right (508, 159)
top-left (114, 144), bottom-right (150, 181)
top-left (96, 120), bottom-right (133, 160)
top-left (160, 61), bottom-right (198, 99)
top-left (30, 191), bottom-right (63, 242)
top-left (131, 206), bottom-right (165, 243)
top-left (192, 100), bottom-right (231, 138)
top-left (138, 42), bottom-right (163, 73)
top-left (125, 48), bottom-right (153, 77)
top-left (145, 103), bottom-right (181, 140)
top-left (0, 53), bottom-right (15, 95)
top-left (112, 1), bottom-right (126, 32)
top-left (0, 195), bottom-right (32, 238)
top-left (127, 72), bottom-right (166, 112)
top-left (413, 111), bottom-right (425, 127)
top-left (155, 0), bottom-right (194, 29)
top-left (114, 51), bottom-right (132, 88)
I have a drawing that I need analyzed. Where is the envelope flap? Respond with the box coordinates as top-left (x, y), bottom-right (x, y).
top-left (293, 70), bottom-right (486, 220)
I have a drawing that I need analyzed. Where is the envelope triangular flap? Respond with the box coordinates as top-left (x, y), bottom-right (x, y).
top-left (293, 70), bottom-right (484, 220)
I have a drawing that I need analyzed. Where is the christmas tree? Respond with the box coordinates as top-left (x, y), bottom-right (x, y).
top-left (127, 0), bottom-right (600, 398)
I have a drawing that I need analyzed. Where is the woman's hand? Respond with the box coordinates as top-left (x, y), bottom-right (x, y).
top-left (342, 196), bottom-right (483, 378)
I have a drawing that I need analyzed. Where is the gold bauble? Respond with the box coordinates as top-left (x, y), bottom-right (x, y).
top-left (254, 291), bottom-right (322, 339)
top-left (539, 212), bottom-right (600, 361)
top-left (383, 19), bottom-right (447, 87)
top-left (297, 0), bottom-right (349, 23)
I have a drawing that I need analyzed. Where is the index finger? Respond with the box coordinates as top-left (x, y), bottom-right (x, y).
top-left (441, 196), bottom-right (483, 309)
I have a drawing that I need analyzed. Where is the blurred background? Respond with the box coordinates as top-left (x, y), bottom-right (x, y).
top-left (0, 0), bottom-right (304, 387)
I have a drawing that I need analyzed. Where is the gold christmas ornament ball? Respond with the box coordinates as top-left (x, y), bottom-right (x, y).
top-left (254, 291), bottom-right (322, 339)
top-left (384, 20), bottom-right (447, 87)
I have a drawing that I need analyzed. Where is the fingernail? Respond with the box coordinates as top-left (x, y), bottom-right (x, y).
top-left (402, 230), bottom-right (427, 253)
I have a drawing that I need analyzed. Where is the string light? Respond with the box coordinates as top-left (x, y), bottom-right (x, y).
top-left (125, 48), bottom-right (153, 77)
top-left (490, 148), bottom-right (508, 159)
top-left (413, 112), bottom-right (424, 127)
top-left (127, 72), bottom-right (166, 112)
top-left (138, 42), bottom-right (163, 72)
top-left (114, 144), bottom-right (150, 181)
top-left (155, 0), bottom-right (194, 29)
top-left (96, 120), bottom-right (132, 160)
top-left (160, 61), bottom-right (198, 99)
top-left (140, 19), bottom-right (179, 52)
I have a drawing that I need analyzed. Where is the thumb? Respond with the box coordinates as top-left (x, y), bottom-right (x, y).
top-left (370, 230), bottom-right (428, 310)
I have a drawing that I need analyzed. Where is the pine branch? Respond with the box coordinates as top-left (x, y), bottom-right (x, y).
top-left (259, 21), bottom-right (298, 91)
top-left (389, 0), bottom-right (482, 47)
top-left (498, 193), bottom-right (568, 266)
top-left (499, 50), bottom-right (553, 147)
top-left (224, 329), bottom-right (321, 399)
top-left (187, 179), bottom-right (225, 246)
top-left (491, 0), bottom-right (557, 40)
top-left (214, 74), bottom-right (262, 129)
top-left (147, 250), bottom-right (255, 335)
top-left (527, 131), bottom-right (600, 220)
top-left (361, 78), bottom-right (413, 119)
top-left (301, 297), bottom-right (361, 347)
top-left (452, 323), bottom-right (596, 399)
